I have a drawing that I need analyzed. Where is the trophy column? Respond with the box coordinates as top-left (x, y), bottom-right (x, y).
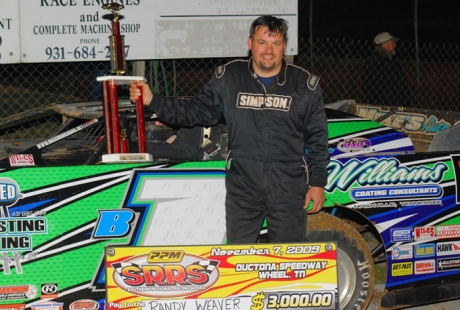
top-left (97, 76), bottom-right (148, 152)
top-left (98, 3), bottom-right (152, 163)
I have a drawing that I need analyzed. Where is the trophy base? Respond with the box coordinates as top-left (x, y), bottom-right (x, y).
top-left (102, 153), bottom-right (153, 164)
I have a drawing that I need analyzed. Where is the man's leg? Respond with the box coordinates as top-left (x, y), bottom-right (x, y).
top-left (266, 204), bottom-right (307, 243)
top-left (225, 194), bottom-right (266, 244)
top-left (225, 158), bottom-right (266, 244)
top-left (266, 162), bottom-right (308, 243)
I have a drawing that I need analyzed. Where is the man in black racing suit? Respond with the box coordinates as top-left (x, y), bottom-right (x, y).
top-left (130, 15), bottom-right (330, 244)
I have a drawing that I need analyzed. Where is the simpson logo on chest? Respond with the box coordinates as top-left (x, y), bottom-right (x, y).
top-left (236, 93), bottom-right (292, 111)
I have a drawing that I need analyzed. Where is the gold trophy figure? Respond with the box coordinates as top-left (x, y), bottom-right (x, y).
top-left (102, 3), bottom-right (127, 75)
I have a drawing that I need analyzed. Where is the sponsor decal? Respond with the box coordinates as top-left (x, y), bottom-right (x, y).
top-left (391, 228), bottom-right (413, 243)
top-left (40, 284), bottom-right (58, 299)
top-left (1, 252), bottom-right (37, 271)
top-left (354, 202), bottom-right (397, 209)
top-left (337, 138), bottom-right (371, 153)
top-left (0, 304), bottom-right (26, 310)
top-left (391, 245), bottom-right (413, 260)
top-left (0, 178), bottom-right (45, 275)
top-left (414, 259), bottom-right (435, 274)
top-left (399, 200), bottom-right (443, 207)
top-left (326, 158), bottom-right (447, 193)
top-left (69, 300), bottom-right (99, 310)
top-left (351, 185), bottom-right (441, 201)
top-left (437, 257), bottom-right (460, 272)
top-left (36, 119), bottom-right (99, 150)
top-left (436, 225), bottom-right (460, 239)
top-left (414, 227), bottom-right (435, 240)
top-left (353, 202), bottom-right (398, 209)
top-left (414, 243), bottom-right (435, 258)
top-left (391, 262), bottom-right (413, 276)
top-left (31, 302), bottom-right (63, 310)
top-left (111, 251), bottom-right (220, 298)
top-left (0, 179), bottom-right (22, 207)
top-left (0, 218), bottom-right (47, 252)
top-left (236, 93), bottom-right (292, 111)
top-left (356, 106), bottom-right (451, 135)
top-left (437, 241), bottom-right (460, 256)
top-left (0, 285), bottom-right (37, 300)
top-left (8, 155), bottom-right (35, 167)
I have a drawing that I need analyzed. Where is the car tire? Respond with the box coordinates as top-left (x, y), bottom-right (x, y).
top-left (306, 212), bottom-right (375, 310)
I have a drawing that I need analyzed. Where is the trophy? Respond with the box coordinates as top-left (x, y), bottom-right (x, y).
top-left (97, 3), bottom-right (151, 163)
top-left (103, 3), bottom-right (126, 75)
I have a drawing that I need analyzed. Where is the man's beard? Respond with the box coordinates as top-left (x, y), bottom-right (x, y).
top-left (257, 57), bottom-right (276, 72)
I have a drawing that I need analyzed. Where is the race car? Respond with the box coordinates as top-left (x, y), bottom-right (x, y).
top-left (0, 102), bottom-right (459, 310)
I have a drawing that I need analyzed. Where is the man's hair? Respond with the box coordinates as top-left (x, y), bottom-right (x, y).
top-left (249, 15), bottom-right (288, 41)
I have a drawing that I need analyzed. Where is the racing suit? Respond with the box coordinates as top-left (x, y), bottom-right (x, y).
top-left (148, 58), bottom-right (330, 244)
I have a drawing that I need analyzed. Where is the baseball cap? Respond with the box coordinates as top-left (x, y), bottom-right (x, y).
top-left (374, 32), bottom-right (400, 45)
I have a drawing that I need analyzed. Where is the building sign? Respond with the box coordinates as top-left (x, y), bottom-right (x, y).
top-left (0, 0), bottom-right (20, 63)
top-left (15, 0), bottom-right (297, 63)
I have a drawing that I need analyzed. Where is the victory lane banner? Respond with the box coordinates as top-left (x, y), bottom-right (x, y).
top-left (105, 243), bottom-right (338, 310)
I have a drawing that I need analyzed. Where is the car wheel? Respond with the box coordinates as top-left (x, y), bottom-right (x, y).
top-left (306, 212), bottom-right (375, 310)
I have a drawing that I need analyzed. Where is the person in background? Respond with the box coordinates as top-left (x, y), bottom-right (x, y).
top-left (362, 32), bottom-right (410, 106)
top-left (129, 15), bottom-right (330, 244)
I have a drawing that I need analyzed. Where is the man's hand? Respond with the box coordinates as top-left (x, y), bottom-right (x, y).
top-left (129, 81), bottom-right (153, 106)
top-left (304, 186), bottom-right (325, 214)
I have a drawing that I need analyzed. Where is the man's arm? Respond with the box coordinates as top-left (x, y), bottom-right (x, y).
top-left (303, 84), bottom-right (330, 187)
top-left (303, 83), bottom-right (330, 213)
top-left (129, 74), bottom-right (223, 128)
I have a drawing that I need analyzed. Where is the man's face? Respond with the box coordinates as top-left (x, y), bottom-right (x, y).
top-left (248, 26), bottom-right (286, 77)
top-left (382, 40), bottom-right (396, 56)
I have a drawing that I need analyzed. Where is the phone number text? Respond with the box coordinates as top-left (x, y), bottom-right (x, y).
top-left (44, 45), bottom-right (130, 60)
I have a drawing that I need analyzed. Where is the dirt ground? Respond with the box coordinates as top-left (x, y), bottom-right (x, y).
top-left (411, 138), bottom-right (432, 153)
